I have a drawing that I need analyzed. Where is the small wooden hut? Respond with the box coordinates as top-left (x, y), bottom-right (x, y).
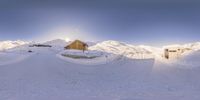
top-left (164, 47), bottom-right (191, 59)
top-left (164, 48), bottom-right (181, 59)
top-left (65, 40), bottom-right (88, 51)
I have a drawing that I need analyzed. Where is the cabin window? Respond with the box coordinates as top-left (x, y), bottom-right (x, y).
top-left (169, 50), bottom-right (177, 52)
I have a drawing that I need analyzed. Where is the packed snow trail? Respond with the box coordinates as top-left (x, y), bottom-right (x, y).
top-left (0, 48), bottom-right (199, 100)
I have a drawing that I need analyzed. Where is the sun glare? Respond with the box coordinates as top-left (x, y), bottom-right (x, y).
top-left (65, 37), bottom-right (71, 42)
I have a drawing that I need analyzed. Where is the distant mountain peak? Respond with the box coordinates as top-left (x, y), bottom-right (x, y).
top-left (89, 40), bottom-right (154, 59)
top-left (0, 40), bottom-right (28, 51)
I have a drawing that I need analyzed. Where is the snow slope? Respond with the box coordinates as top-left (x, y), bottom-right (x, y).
top-left (183, 42), bottom-right (200, 51)
top-left (139, 45), bottom-right (162, 57)
top-left (0, 52), bottom-right (32, 65)
top-left (0, 46), bottom-right (199, 100)
top-left (0, 40), bottom-right (28, 51)
top-left (0, 40), bottom-right (200, 100)
top-left (89, 40), bottom-right (154, 59)
top-left (43, 39), bottom-right (68, 52)
top-left (58, 50), bottom-right (120, 65)
top-left (43, 39), bottom-right (68, 47)
top-left (173, 50), bottom-right (200, 69)
top-left (163, 42), bottom-right (200, 53)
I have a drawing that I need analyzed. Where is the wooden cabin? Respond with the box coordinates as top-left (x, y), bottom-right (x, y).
top-left (164, 47), bottom-right (191, 59)
top-left (164, 47), bottom-right (182, 59)
top-left (65, 40), bottom-right (88, 51)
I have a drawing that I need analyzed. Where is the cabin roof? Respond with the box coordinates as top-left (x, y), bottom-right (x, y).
top-left (66, 40), bottom-right (88, 47)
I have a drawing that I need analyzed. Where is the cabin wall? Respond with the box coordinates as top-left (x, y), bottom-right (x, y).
top-left (164, 48), bottom-right (182, 59)
top-left (168, 52), bottom-right (179, 59)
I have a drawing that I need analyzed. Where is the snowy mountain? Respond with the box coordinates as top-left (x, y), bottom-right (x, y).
top-left (163, 42), bottom-right (200, 51)
top-left (43, 39), bottom-right (97, 47)
top-left (89, 40), bottom-right (154, 59)
top-left (0, 39), bottom-right (200, 100)
top-left (139, 45), bottom-right (162, 55)
top-left (183, 42), bottom-right (200, 51)
top-left (0, 40), bottom-right (28, 51)
top-left (43, 39), bottom-right (68, 47)
top-left (85, 41), bottom-right (97, 46)
top-left (162, 42), bottom-right (200, 58)
top-left (41, 39), bottom-right (69, 52)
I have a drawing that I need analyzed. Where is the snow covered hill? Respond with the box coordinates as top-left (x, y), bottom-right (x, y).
top-left (58, 40), bottom-right (156, 65)
top-left (43, 39), bottom-right (96, 48)
top-left (1, 39), bottom-right (199, 60)
top-left (139, 45), bottom-right (163, 56)
top-left (0, 39), bottom-right (200, 100)
top-left (0, 41), bottom-right (200, 100)
top-left (0, 40), bottom-right (28, 51)
top-left (183, 42), bottom-right (200, 51)
top-left (43, 39), bottom-right (68, 47)
top-left (163, 42), bottom-right (200, 52)
top-left (42, 39), bottom-right (69, 52)
top-left (161, 42), bottom-right (200, 59)
top-left (89, 40), bottom-right (154, 59)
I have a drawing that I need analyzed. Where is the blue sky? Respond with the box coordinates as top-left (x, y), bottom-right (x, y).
top-left (0, 0), bottom-right (200, 46)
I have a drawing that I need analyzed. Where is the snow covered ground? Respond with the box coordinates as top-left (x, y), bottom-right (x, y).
top-left (0, 40), bottom-right (200, 100)
top-left (58, 50), bottom-right (120, 65)
top-left (171, 50), bottom-right (200, 69)
top-left (0, 52), bottom-right (32, 66)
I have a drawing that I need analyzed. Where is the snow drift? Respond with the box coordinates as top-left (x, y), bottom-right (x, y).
top-left (58, 50), bottom-right (119, 65)
top-left (174, 50), bottom-right (200, 68)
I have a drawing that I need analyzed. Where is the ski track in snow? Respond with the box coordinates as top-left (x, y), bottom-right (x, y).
top-left (0, 48), bottom-right (199, 100)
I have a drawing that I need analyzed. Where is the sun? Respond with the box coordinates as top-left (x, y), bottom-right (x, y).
top-left (64, 37), bottom-right (71, 42)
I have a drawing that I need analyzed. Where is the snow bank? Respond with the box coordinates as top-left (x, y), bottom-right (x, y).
top-left (161, 50), bottom-right (200, 69)
top-left (174, 50), bottom-right (200, 69)
top-left (57, 50), bottom-right (120, 65)
top-left (89, 40), bottom-right (154, 59)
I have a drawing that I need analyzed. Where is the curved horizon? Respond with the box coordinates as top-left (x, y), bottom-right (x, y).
top-left (0, 0), bottom-right (200, 46)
